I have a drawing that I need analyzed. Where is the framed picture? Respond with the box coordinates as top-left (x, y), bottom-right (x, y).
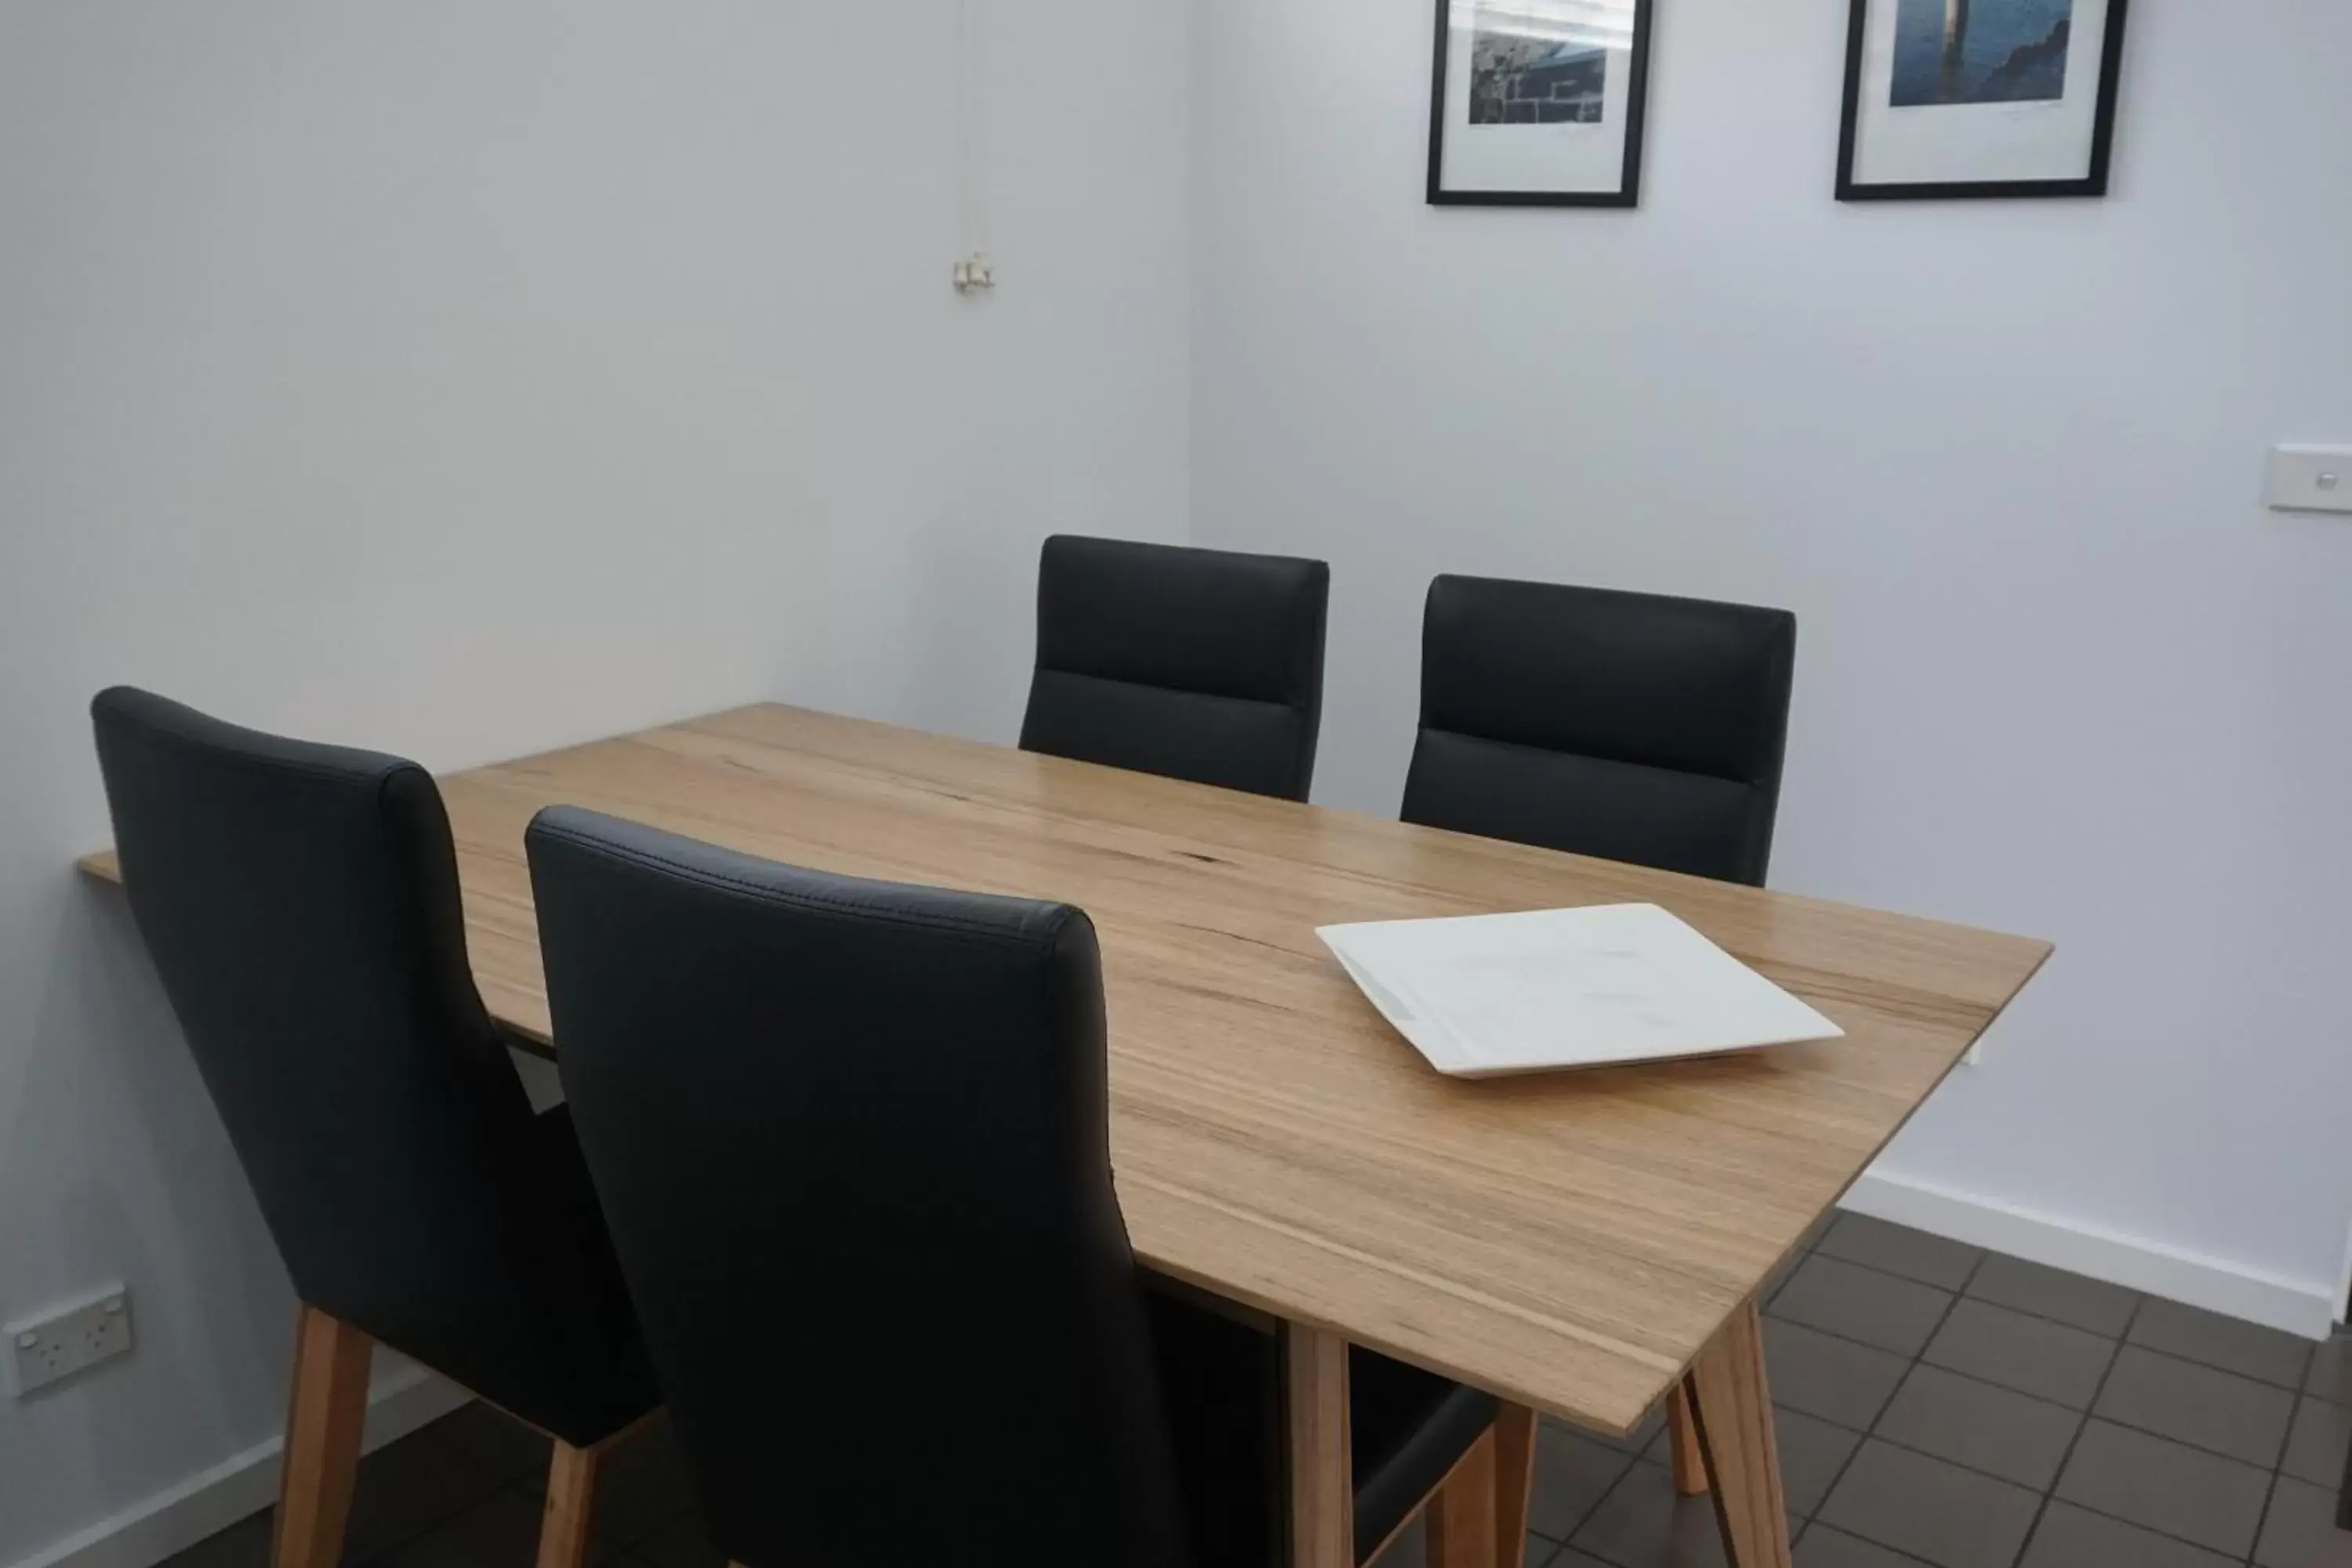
top-left (1426, 0), bottom-right (1656, 208)
top-left (1837, 0), bottom-right (2129, 200)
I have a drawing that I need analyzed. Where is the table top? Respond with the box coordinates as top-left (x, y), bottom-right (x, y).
top-left (79, 702), bottom-right (2049, 1436)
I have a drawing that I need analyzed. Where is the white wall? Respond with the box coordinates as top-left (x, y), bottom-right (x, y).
top-left (0, 3), bottom-right (1189, 1563)
top-left (9, 0), bottom-right (2352, 1557)
top-left (1191, 0), bottom-right (2352, 1325)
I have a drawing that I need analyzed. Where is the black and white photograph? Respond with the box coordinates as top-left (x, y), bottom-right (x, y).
top-left (1428, 0), bottom-right (1654, 206)
top-left (1838, 0), bottom-right (2129, 198)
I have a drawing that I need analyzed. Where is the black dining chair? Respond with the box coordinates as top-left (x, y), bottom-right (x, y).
top-left (89, 688), bottom-right (659, 1568)
top-left (1019, 534), bottom-right (1330, 801)
top-left (527, 808), bottom-right (1197, 1568)
top-left (1022, 539), bottom-right (1511, 1565)
top-left (1399, 572), bottom-right (1798, 1504)
top-left (1402, 575), bottom-right (1798, 886)
top-left (527, 808), bottom-right (1510, 1568)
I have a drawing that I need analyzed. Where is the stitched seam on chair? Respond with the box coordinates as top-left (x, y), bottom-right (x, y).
top-left (1424, 724), bottom-right (1763, 790)
top-left (1033, 665), bottom-right (1308, 715)
top-left (532, 822), bottom-right (1072, 954)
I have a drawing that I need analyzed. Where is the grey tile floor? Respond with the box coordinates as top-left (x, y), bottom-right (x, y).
top-left (158, 1215), bottom-right (2352, 1568)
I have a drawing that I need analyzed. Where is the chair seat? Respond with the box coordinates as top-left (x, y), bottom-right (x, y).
top-left (1350, 1348), bottom-right (1499, 1555)
top-left (1145, 1294), bottom-right (1496, 1566)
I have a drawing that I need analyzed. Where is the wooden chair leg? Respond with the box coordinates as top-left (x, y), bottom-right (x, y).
top-left (1282, 1320), bottom-right (1355, 1568)
top-left (1668, 1381), bottom-right (1709, 1497)
top-left (272, 1306), bottom-right (373, 1568)
top-left (1686, 1302), bottom-right (1793, 1568)
top-left (1491, 1404), bottom-right (1537, 1568)
top-left (1424, 1425), bottom-right (1498, 1568)
top-left (536, 1443), bottom-right (601, 1568)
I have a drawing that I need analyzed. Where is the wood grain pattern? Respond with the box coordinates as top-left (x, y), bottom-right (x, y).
top-left (271, 1307), bottom-right (372, 1568)
top-left (1491, 1403), bottom-right (1537, 1568)
top-left (535, 1443), bottom-right (599, 1568)
top-left (1284, 1322), bottom-right (1355, 1568)
top-left (1688, 1304), bottom-right (1791, 1568)
top-left (76, 702), bottom-right (2048, 1436)
top-left (1668, 1382), bottom-right (1708, 1497)
top-left (1423, 1425), bottom-right (1498, 1568)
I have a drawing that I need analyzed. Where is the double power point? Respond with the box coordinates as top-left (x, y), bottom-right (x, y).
top-left (6, 1285), bottom-right (134, 1396)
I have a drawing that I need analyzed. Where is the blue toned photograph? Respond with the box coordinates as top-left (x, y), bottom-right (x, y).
top-left (1468, 29), bottom-right (1608, 125)
top-left (1891, 0), bottom-right (2072, 107)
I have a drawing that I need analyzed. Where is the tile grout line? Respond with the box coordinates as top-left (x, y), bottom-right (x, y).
top-left (1544, 1429), bottom-right (1645, 1554)
top-left (2005, 1292), bottom-right (2139, 1568)
top-left (1768, 1298), bottom-right (2315, 1473)
top-left (1797, 1245), bottom-right (2132, 1352)
top-left (2247, 1468), bottom-right (2281, 1568)
top-left (1784, 1253), bottom-right (2318, 1566)
top-left (2240, 1341), bottom-right (2328, 1568)
top-left (1806, 1241), bottom-right (2324, 1401)
top-left (1575, 1231), bottom-right (2329, 1568)
top-left (1803, 1247), bottom-right (1987, 1563)
top-left (1824, 1239), bottom-right (2321, 1396)
top-left (1801, 1425), bottom-right (2283, 1567)
top-left (1767, 1308), bottom-right (2081, 1425)
top-left (2238, 1329), bottom-right (2307, 1568)
top-left (1797, 1523), bottom-right (1944, 1567)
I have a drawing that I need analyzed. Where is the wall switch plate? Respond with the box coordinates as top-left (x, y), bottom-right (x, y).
top-left (2266, 445), bottom-right (2352, 514)
top-left (6, 1286), bottom-right (133, 1396)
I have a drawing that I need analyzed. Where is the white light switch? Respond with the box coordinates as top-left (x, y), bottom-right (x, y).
top-left (2266, 445), bottom-right (2352, 514)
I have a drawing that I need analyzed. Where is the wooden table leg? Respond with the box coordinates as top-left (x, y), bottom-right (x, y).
top-left (535, 1442), bottom-right (601, 1568)
top-left (1424, 1425), bottom-right (1497, 1568)
top-left (1492, 1403), bottom-right (1537, 1568)
top-left (1686, 1301), bottom-right (1791, 1568)
top-left (1282, 1320), bottom-right (1354, 1568)
top-left (1668, 1381), bottom-right (1709, 1497)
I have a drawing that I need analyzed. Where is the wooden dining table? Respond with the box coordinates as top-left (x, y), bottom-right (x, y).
top-left (80, 702), bottom-right (2049, 1568)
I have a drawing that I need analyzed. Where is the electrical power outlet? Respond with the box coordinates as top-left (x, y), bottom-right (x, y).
top-left (6, 1286), bottom-right (134, 1396)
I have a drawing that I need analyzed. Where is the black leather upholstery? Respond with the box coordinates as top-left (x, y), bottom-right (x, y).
top-left (89, 688), bottom-right (657, 1446)
top-left (1348, 1352), bottom-right (1501, 1553)
top-left (1019, 534), bottom-right (1330, 801)
top-left (526, 808), bottom-right (1194, 1568)
top-left (1403, 576), bottom-right (1799, 886)
top-left (1142, 1302), bottom-right (1498, 1568)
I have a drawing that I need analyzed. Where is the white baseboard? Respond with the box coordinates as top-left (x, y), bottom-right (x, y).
top-left (9, 1367), bottom-right (470, 1568)
top-left (1842, 1167), bottom-right (2342, 1340)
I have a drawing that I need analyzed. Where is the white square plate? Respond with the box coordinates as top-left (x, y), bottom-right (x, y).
top-left (1317, 902), bottom-right (1843, 1079)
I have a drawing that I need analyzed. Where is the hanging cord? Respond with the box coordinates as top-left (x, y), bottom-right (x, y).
top-left (953, 0), bottom-right (995, 293)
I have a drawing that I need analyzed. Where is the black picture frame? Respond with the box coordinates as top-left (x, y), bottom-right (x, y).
top-left (1835, 0), bottom-right (2129, 201)
top-left (1425, 0), bottom-right (1657, 209)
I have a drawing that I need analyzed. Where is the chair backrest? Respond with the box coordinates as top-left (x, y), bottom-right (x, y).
top-left (526, 808), bottom-right (1192, 1568)
top-left (88, 688), bottom-right (638, 1429)
top-left (1019, 533), bottom-right (1330, 801)
top-left (1401, 576), bottom-right (1798, 885)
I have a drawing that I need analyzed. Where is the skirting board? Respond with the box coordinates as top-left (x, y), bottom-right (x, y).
top-left (1842, 1167), bottom-right (2343, 1341)
top-left (9, 1365), bottom-right (471, 1568)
